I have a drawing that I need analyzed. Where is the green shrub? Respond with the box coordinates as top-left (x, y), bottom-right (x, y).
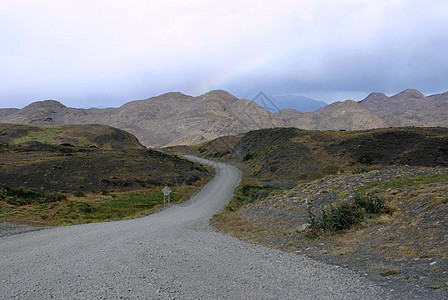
top-left (4, 188), bottom-right (66, 205)
top-left (354, 192), bottom-right (385, 215)
top-left (318, 203), bottom-right (364, 231)
top-left (307, 191), bottom-right (385, 234)
top-left (308, 172), bottom-right (323, 180)
top-left (46, 193), bottom-right (66, 203)
top-left (322, 165), bottom-right (342, 175)
top-left (212, 151), bottom-right (230, 158)
top-left (352, 166), bottom-right (371, 174)
top-left (357, 155), bottom-right (373, 165)
top-left (73, 191), bottom-right (85, 197)
top-left (243, 153), bottom-right (255, 161)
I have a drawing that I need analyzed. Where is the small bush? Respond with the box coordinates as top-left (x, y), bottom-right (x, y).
top-left (308, 172), bottom-right (323, 181)
top-left (352, 166), bottom-right (371, 174)
top-left (4, 188), bottom-right (66, 205)
top-left (357, 155), bottom-right (374, 165)
top-left (146, 178), bottom-right (161, 187)
top-left (243, 153), bottom-right (255, 161)
top-left (322, 165), bottom-right (342, 175)
top-left (5, 188), bottom-right (42, 200)
top-left (319, 203), bottom-right (364, 231)
top-left (297, 174), bottom-right (308, 181)
top-left (213, 151), bottom-right (230, 158)
top-left (354, 192), bottom-right (385, 215)
top-left (73, 191), bottom-right (85, 197)
top-left (45, 193), bottom-right (66, 203)
top-left (307, 191), bottom-right (386, 234)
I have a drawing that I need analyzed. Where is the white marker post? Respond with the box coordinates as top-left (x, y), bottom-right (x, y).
top-left (162, 186), bottom-right (172, 205)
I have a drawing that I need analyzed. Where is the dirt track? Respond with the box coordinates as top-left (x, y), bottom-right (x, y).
top-left (0, 156), bottom-right (394, 299)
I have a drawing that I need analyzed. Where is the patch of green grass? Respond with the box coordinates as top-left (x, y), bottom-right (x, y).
top-left (244, 173), bottom-right (262, 179)
top-left (430, 284), bottom-right (446, 290)
top-left (379, 269), bottom-right (401, 277)
top-left (322, 165), bottom-right (342, 175)
top-left (308, 172), bottom-right (323, 180)
top-left (73, 191), bottom-right (85, 197)
top-left (3, 187), bottom-right (66, 205)
top-left (352, 166), bottom-right (371, 174)
top-left (443, 193), bottom-right (448, 204)
top-left (13, 126), bottom-right (63, 145)
top-left (58, 189), bottom-right (165, 224)
top-left (357, 173), bottom-right (448, 194)
top-left (220, 185), bottom-right (278, 213)
top-left (0, 206), bottom-right (12, 215)
top-left (337, 190), bottom-right (350, 198)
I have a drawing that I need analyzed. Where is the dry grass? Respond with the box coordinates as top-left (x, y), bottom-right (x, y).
top-left (0, 174), bottom-right (212, 226)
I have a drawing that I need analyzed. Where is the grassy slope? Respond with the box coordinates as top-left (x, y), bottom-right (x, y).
top-left (188, 127), bottom-right (448, 185)
top-left (0, 123), bottom-right (144, 150)
top-left (0, 124), bottom-right (214, 225)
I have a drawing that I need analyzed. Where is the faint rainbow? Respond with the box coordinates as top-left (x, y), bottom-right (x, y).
top-left (193, 47), bottom-right (290, 96)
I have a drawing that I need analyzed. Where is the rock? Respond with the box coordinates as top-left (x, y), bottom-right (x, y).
top-left (297, 223), bottom-right (311, 232)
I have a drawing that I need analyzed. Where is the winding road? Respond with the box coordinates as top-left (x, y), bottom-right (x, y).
top-left (0, 156), bottom-right (393, 299)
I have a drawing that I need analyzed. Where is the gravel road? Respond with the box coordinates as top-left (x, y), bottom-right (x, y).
top-left (0, 156), bottom-right (395, 299)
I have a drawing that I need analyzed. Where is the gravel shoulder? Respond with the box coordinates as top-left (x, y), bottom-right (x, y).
top-left (1, 156), bottom-right (395, 299)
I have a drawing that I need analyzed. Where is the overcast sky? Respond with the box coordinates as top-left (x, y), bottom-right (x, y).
top-left (1, 0), bottom-right (447, 108)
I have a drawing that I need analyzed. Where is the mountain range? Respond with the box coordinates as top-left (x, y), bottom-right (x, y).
top-left (251, 92), bottom-right (327, 112)
top-left (0, 89), bottom-right (447, 148)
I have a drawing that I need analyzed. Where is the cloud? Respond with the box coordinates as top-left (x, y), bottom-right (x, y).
top-left (0, 0), bottom-right (447, 107)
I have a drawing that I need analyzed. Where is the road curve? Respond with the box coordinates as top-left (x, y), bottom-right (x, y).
top-left (0, 156), bottom-right (393, 299)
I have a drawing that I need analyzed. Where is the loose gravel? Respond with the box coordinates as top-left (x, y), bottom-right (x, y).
top-left (0, 156), bottom-right (395, 299)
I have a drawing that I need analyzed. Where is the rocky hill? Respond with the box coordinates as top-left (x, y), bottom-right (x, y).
top-left (359, 89), bottom-right (448, 127)
top-left (0, 91), bottom-right (280, 148)
top-left (1, 89), bottom-right (447, 148)
top-left (276, 100), bottom-right (388, 130)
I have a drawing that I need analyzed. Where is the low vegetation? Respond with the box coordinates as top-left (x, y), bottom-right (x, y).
top-left (0, 123), bottom-right (214, 226)
top-left (218, 184), bottom-right (278, 214)
top-left (211, 166), bottom-right (448, 294)
top-left (307, 192), bottom-right (385, 235)
top-left (357, 173), bottom-right (448, 194)
top-left (0, 177), bottom-right (210, 226)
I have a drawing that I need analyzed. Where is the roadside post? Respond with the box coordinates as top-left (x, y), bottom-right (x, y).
top-left (162, 186), bottom-right (172, 205)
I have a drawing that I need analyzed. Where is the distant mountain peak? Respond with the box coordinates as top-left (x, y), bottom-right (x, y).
top-left (270, 93), bottom-right (327, 112)
top-left (24, 100), bottom-right (66, 109)
top-left (368, 92), bottom-right (386, 97)
top-left (202, 89), bottom-right (238, 99)
top-left (359, 88), bottom-right (448, 127)
top-left (396, 89), bottom-right (425, 98)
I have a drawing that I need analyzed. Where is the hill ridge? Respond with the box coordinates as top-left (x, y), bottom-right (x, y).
top-left (1, 88), bottom-right (447, 147)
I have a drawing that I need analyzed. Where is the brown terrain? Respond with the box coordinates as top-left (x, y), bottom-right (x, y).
top-left (0, 91), bottom-right (280, 148)
top-left (1, 89), bottom-right (447, 148)
top-left (173, 126), bottom-right (448, 296)
top-left (359, 89), bottom-right (448, 127)
top-left (187, 127), bottom-right (448, 185)
top-left (0, 124), bottom-right (212, 226)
